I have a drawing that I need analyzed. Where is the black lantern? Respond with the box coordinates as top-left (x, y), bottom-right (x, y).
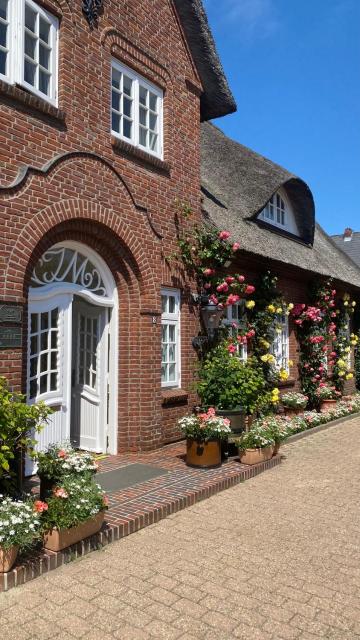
top-left (192, 297), bottom-right (224, 350)
top-left (200, 303), bottom-right (224, 339)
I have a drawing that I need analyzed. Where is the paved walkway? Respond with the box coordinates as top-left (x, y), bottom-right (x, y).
top-left (1, 418), bottom-right (360, 640)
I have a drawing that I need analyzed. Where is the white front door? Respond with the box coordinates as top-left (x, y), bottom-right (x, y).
top-left (26, 294), bottom-right (72, 475)
top-left (71, 298), bottom-right (108, 452)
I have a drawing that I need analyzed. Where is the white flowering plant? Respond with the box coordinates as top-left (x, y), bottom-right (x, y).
top-left (178, 408), bottom-right (232, 442)
top-left (251, 415), bottom-right (290, 444)
top-left (281, 392), bottom-right (308, 409)
top-left (0, 496), bottom-right (43, 550)
top-left (37, 442), bottom-right (98, 482)
top-left (236, 425), bottom-right (275, 451)
top-left (41, 476), bottom-right (108, 531)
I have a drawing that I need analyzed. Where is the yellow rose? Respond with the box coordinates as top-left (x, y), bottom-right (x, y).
top-left (346, 373), bottom-right (354, 380)
top-left (279, 369), bottom-right (289, 381)
top-left (267, 304), bottom-right (276, 313)
top-left (352, 301), bottom-right (356, 307)
top-left (276, 307), bottom-right (283, 314)
top-left (246, 300), bottom-right (255, 309)
top-left (288, 303), bottom-right (294, 311)
top-left (345, 347), bottom-right (351, 353)
top-left (338, 370), bottom-right (345, 377)
top-left (260, 355), bottom-right (268, 362)
top-left (288, 360), bottom-right (294, 367)
top-left (344, 301), bottom-right (349, 307)
top-left (351, 340), bottom-right (357, 346)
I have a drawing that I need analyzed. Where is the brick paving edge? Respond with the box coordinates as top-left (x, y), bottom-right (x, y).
top-left (285, 411), bottom-right (360, 445)
top-left (0, 454), bottom-right (281, 592)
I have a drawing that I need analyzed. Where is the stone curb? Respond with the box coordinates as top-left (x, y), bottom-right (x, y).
top-left (285, 412), bottom-right (360, 445)
top-left (0, 454), bottom-right (281, 593)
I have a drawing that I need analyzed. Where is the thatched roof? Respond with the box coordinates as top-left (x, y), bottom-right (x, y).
top-left (174, 1), bottom-right (236, 121)
top-left (201, 122), bottom-right (360, 289)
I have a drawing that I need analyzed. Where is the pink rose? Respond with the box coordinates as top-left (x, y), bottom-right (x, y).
top-left (245, 285), bottom-right (255, 295)
top-left (228, 344), bottom-right (237, 354)
top-left (203, 268), bottom-right (215, 277)
top-left (226, 294), bottom-right (240, 306)
top-left (225, 276), bottom-right (235, 284)
top-left (218, 230), bottom-right (231, 241)
top-left (238, 275), bottom-right (245, 283)
top-left (232, 242), bottom-right (240, 251)
top-left (209, 294), bottom-right (218, 305)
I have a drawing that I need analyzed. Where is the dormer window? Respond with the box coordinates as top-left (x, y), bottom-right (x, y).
top-left (258, 190), bottom-right (300, 236)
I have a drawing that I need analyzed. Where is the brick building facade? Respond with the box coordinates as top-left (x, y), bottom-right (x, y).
top-left (0, 0), bottom-right (235, 463)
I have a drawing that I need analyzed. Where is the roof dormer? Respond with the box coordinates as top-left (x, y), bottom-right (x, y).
top-left (258, 189), bottom-right (300, 236)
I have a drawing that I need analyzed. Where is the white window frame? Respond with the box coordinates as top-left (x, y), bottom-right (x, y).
top-left (222, 303), bottom-right (248, 362)
top-left (271, 312), bottom-right (289, 373)
top-left (161, 288), bottom-right (180, 388)
top-left (0, 0), bottom-right (58, 105)
top-left (259, 189), bottom-right (300, 236)
top-left (111, 59), bottom-right (163, 160)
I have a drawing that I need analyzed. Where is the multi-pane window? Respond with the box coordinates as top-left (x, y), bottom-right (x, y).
top-left (29, 308), bottom-right (59, 399)
top-left (261, 193), bottom-right (286, 227)
top-left (222, 304), bottom-right (247, 362)
top-left (0, 0), bottom-right (9, 78)
top-left (271, 312), bottom-right (289, 372)
top-left (0, 0), bottom-right (58, 103)
top-left (78, 314), bottom-right (98, 390)
top-left (111, 60), bottom-right (163, 158)
top-left (161, 289), bottom-right (180, 387)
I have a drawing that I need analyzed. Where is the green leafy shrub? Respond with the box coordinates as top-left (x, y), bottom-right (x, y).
top-left (235, 425), bottom-right (275, 451)
top-left (197, 345), bottom-right (267, 414)
top-left (0, 377), bottom-right (51, 492)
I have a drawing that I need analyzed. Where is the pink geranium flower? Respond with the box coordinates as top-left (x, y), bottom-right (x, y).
top-left (53, 487), bottom-right (69, 499)
top-left (34, 500), bottom-right (48, 513)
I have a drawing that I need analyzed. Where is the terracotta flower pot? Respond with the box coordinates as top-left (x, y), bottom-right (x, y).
top-left (0, 545), bottom-right (19, 573)
top-left (238, 446), bottom-right (274, 466)
top-left (43, 511), bottom-right (105, 552)
top-left (284, 407), bottom-right (303, 418)
top-left (186, 439), bottom-right (221, 469)
top-left (320, 399), bottom-right (337, 413)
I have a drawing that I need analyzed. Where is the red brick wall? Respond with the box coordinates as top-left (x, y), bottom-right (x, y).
top-left (0, 0), bottom-right (202, 451)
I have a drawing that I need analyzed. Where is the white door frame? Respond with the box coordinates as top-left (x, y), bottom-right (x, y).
top-left (28, 241), bottom-right (119, 456)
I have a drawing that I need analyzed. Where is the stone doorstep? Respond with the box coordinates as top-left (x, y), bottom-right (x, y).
top-left (0, 454), bottom-right (281, 593)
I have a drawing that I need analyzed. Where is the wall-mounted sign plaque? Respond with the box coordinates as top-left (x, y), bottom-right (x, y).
top-left (0, 305), bottom-right (22, 324)
top-left (0, 327), bottom-right (22, 348)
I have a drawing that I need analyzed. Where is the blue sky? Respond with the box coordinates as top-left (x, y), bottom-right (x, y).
top-left (204, 0), bottom-right (360, 235)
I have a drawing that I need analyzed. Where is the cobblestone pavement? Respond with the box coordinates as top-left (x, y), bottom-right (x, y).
top-left (1, 418), bottom-right (360, 640)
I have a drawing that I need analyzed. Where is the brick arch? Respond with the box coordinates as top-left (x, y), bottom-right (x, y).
top-left (5, 199), bottom-right (158, 308)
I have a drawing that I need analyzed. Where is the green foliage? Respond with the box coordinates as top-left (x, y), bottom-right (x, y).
top-left (197, 345), bottom-right (267, 414)
top-left (42, 476), bottom-right (107, 531)
top-left (235, 425), bottom-right (275, 451)
top-left (0, 377), bottom-right (51, 491)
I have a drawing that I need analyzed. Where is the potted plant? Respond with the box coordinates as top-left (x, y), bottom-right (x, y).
top-left (37, 442), bottom-right (98, 500)
top-left (281, 392), bottom-right (308, 417)
top-left (178, 408), bottom-right (231, 469)
top-left (197, 346), bottom-right (267, 434)
top-left (252, 416), bottom-right (290, 456)
top-left (0, 496), bottom-right (44, 572)
top-left (315, 384), bottom-right (341, 412)
top-left (236, 425), bottom-right (275, 465)
top-left (41, 476), bottom-right (108, 551)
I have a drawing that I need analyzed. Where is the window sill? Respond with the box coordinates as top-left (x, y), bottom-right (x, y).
top-left (278, 377), bottom-right (296, 388)
top-left (111, 136), bottom-right (171, 175)
top-left (0, 80), bottom-right (66, 122)
top-left (162, 388), bottom-right (188, 406)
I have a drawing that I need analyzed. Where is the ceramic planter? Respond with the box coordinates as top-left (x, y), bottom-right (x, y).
top-left (0, 545), bottom-right (19, 573)
top-left (186, 439), bottom-right (221, 469)
top-left (320, 399), bottom-right (337, 413)
top-left (43, 511), bottom-right (105, 551)
top-left (216, 408), bottom-right (245, 434)
top-left (238, 446), bottom-right (274, 466)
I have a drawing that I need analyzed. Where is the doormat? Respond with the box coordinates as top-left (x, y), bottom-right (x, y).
top-left (96, 463), bottom-right (169, 493)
